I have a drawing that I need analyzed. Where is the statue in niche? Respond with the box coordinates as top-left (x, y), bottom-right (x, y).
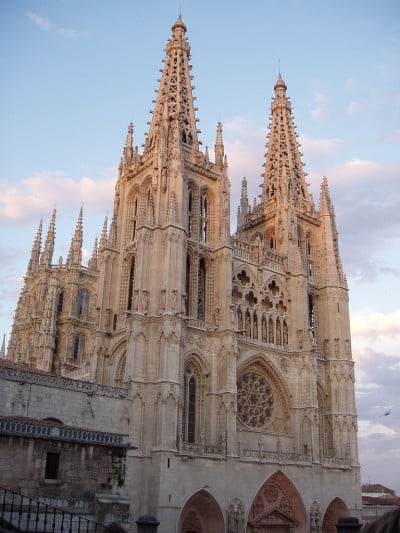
top-left (310, 501), bottom-right (321, 532)
top-left (227, 499), bottom-right (245, 533)
top-left (142, 291), bottom-right (149, 312)
top-left (160, 289), bottom-right (166, 311)
top-left (161, 167), bottom-right (167, 192)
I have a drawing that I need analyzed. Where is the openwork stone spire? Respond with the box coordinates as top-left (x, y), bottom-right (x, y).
top-left (145, 16), bottom-right (200, 152)
top-left (263, 74), bottom-right (312, 210)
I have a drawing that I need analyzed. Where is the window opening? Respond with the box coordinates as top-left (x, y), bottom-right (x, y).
top-left (127, 257), bottom-right (135, 310)
top-left (197, 258), bottom-right (206, 320)
top-left (56, 289), bottom-right (64, 315)
top-left (45, 452), bottom-right (60, 480)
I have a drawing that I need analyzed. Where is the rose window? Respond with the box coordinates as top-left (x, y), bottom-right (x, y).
top-left (237, 371), bottom-right (274, 429)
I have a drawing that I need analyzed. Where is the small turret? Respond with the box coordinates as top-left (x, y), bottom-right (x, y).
top-left (237, 177), bottom-right (249, 230)
top-left (99, 217), bottom-right (108, 249)
top-left (67, 208), bottom-right (83, 268)
top-left (88, 237), bottom-right (98, 271)
top-left (123, 122), bottom-right (134, 165)
top-left (40, 209), bottom-right (56, 268)
top-left (27, 220), bottom-right (42, 274)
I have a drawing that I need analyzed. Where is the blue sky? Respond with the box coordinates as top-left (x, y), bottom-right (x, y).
top-left (1, 0), bottom-right (399, 494)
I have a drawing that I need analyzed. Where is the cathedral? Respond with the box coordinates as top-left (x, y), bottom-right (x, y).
top-left (1, 17), bottom-right (361, 533)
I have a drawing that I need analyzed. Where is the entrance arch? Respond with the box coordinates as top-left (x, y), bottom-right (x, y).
top-left (322, 498), bottom-right (349, 533)
top-left (247, 471), bottom-right (308, 532)
top-left (178, 490), bottom-right (225, 533)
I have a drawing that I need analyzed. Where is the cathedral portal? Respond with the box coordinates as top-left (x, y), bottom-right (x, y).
top-left (178, 490), bottom-right (225, 533)
top-left (247, 472), bottom-right (308, 533)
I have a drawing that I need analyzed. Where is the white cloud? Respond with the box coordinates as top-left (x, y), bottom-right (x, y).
top-left (351, 310), bottom-right (400, 340)
top-left (299, 135), bottom-right (342, 156)
top-left (27, 11), bottom-right (51, 31)
top-left (0, 171), bottom-right (116, 223)
top-left (26, 11), bottom-right (76, 38)
top-left (311, 91), bottom-right (329, 120)
top-left (358, 419), bottom-right (398, 439)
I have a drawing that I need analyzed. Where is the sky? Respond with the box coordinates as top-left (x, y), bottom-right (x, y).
top-left (0, 0), bottom-right (399, 494)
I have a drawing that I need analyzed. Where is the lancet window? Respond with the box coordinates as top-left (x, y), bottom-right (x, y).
top-left (77, 290), bottom-right (89, 320)
top-left (183, 362), bottom-right (204, 444)
top-left (125, 191), bottom-right (139, 244)
top-left (199, 193), bottom-right (208, 242)
top-left (56, 289), bottom-right (64, 315)
top-left (197, 258), bottom-right (206, 320)
top-left (72, 333), bottom-right (85, 361)
top-left (127, 257), bottom-right (135, 311)
top-left (188, 191), bottom-right (193, 238)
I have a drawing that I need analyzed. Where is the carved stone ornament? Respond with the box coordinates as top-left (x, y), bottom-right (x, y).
top-left (237, 371), bottom-right (274, 429)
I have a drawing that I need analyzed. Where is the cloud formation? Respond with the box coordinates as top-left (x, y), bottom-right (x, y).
top-left (0, 172), bottom-right (115, 223)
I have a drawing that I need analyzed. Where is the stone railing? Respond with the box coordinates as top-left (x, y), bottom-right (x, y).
top-left (187, 319), bottom-right (214, 331)
top-left (239, 447), bottom-right (311, 466)
top-left (181, 442), bottom-right (223, 457)
top-left (0, 417), bottom-right (128, 448)
top-left (321, 455), bottom-right (352, 470)
top-left (232, 239), bottom-right (287, 273)
top-left (0, 364), bottom-right (129, 399)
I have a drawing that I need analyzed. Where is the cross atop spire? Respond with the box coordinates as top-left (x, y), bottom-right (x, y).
top-left (145, 17), bottom-right (200, 153)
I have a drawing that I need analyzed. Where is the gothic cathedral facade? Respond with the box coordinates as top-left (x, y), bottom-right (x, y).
top-left (5, 17), bottom-right (361, 533)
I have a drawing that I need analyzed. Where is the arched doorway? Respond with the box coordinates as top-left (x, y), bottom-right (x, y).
top-left (247, 471), bottom-right (308, 532)
top-left (178, 490), bottom-right (224, 533)
top-left (322, 498), bottom-right (349, 533)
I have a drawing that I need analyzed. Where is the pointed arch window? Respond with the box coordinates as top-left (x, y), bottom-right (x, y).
top-left (132, 198), bottom-right (138, 240)
top-left (245, 310), bottom-right (251, 337)
top-left (188, 190), bottom-right (193, 238)
top-left (77, 290), bottom-right (89, 319)
top-left (73, 333), bottom-right (85, 361)
top-left (185, 254), bottom-right (191, 315)
top-left (261, 315), bottom-right (268, 342)
top-left (283, 320), bottom-right (288, 347)
top-left (237, 308), bottom-right (243, 332)
top-left (199, 193), bottom-right (208, 242)
top-left (197, 258), bottom-right (206, 320)
top-left (276, 317), bottom-right (282, 345)
top-left (268, 317), bottom-right (274, 344)
top-left (253, 311), bottom-right (258, 339)
top-left (183, 365), bottom-right (202, 444)
top-left (56, 289), bottom-right (64, 315)
top-left (127, 257), bottom-right (135, 311)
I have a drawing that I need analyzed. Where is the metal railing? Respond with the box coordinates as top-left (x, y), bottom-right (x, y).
top-left (0, 486), bottom-right (104, 532)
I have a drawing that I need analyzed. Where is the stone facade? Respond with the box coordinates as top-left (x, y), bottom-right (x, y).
top-left (4, 16), bottom-right (361, 533)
